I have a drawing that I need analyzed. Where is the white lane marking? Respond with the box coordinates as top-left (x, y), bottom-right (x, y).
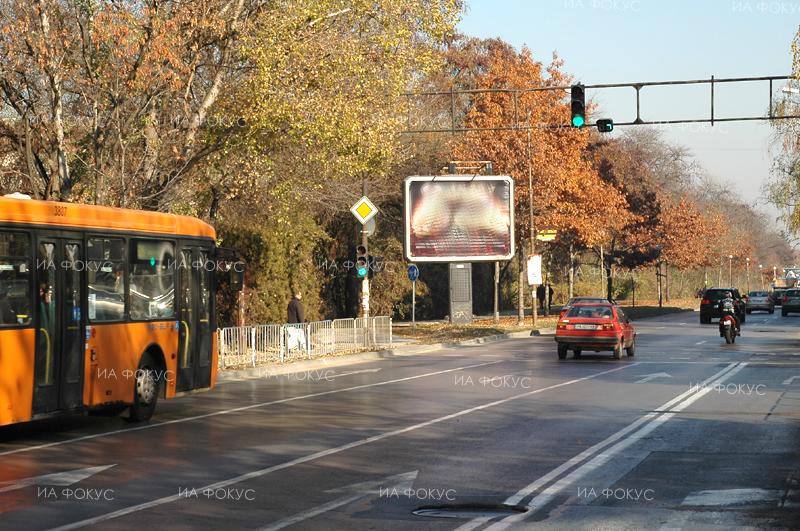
top-left (328, 368), bottom-right (382, 379)
top-left (479, 362), bottom-right (748, 531)
top-left (670, 357), bottom-right (692, 360)
top-left (0, 465), bottom-right (115, 494)
top-left (683, 488), bottom-right (781, 506)
top-left (635, 372), bottom-right (671, 384)
top-left (783, 375), bottom-right (800, 385)
top-left (695, 340), bottom-right (707, 345)
top-left (259, 471), bottom-right (418, 531)
top-left (452, 362), bottom-right (742, 531)
top-left (0, 360), bottom-right (503, 457)
top-left (494, 362), bottom-right (739, 509)
top-left (48, 364), bottom-right (638, 531)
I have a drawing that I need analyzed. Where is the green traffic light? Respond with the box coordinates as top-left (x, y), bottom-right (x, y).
top-left (571, 115), bottom-right (585, 128)
top-left (357, 266), bottom-right (368, 278)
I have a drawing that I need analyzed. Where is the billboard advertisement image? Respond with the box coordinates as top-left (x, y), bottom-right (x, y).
top-left (404, 175), bottom-right (515, 262)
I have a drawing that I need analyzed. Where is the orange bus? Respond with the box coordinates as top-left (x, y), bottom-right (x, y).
top-left (0, 195), bottom-right (235, 426)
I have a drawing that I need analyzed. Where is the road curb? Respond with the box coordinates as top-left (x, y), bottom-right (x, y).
top-left (217, 327), bottom-right (554, 384)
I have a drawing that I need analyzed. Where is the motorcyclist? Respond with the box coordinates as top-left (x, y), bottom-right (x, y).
top-left (717, 291), bottom-right (740, 335)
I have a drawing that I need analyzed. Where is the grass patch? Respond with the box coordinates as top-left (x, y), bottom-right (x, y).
top-left (393, 316), bottom-right (559, 344)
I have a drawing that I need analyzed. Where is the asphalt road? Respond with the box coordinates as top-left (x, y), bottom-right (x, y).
top-left (2, 310), bottom-right (800, 531)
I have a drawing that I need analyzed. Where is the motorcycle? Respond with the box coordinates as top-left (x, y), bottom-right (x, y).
top-left (719, 312), bottom-right (740, 344)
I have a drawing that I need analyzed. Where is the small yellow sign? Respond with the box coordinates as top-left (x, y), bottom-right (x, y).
top-left (536, 229), bottom-right (558, 242)
top-left (350, 196), bottom-right (379, 224)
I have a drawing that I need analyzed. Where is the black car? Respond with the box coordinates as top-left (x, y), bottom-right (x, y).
top-left (781, 288), bottom-right (800, 316)
top-left (700, 287), bottom-right (746, 324)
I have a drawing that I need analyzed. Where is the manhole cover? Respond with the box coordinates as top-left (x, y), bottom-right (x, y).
top-left (413, 504), bottom-right (526, 519)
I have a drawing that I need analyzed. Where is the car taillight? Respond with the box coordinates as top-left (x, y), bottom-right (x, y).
top-left (557, 322), bottom-right (567, 330)
top-left (701, 299), bottom-right (710, 305)
top-left (784, 296), bottom-right (789, 303)
top-left (601, 323), bottom-right (616, 330)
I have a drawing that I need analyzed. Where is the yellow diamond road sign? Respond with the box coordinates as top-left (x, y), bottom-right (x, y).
top-left (351, 196), bottom-right (378, 224)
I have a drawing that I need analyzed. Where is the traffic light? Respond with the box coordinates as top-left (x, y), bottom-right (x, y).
top-left (597, 118), bottom-right (614, 133)
top-left (355, 244), bottom-right (368, 279)
top-left (570, 84), bottom-right (586, 128)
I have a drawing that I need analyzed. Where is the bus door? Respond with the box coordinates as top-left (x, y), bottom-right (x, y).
top-left (176, 244), bottom-right (213, 391)
top-left (33, 234), bottom-right (84, 414)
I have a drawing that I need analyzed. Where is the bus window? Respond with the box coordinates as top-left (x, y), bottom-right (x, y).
top-left (130, 240), bottom-right (175, 320)
top-left (87, 238), bottom-right (125, 321)
top-left (0, 231), bottom-right (31, 326)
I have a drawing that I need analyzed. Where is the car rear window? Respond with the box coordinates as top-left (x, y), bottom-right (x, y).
top-left (704, 290), bottom-right (735, 300)
top-left (567, 297), bottom-right (605, 305)
top-left (567, 305), bottom-right (614, 319)
top-left (704, 291), bottom-right (724, 300)
top-left (787, 290), bottom-right (800, 297)
top-left (749, 291), bottom-right (767, 297)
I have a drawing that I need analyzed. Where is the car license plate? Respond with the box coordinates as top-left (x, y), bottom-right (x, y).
top-left (575, 324), bottom-right (597, 330)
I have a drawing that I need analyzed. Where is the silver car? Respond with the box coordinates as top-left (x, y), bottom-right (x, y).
top-left (746, 291), bottom-right (774, 314)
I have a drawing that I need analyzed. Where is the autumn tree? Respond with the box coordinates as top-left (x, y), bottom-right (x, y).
top-left (0, 0), bottom-right (260, 208)
top-left (447, 41), bottom-right (628, 316)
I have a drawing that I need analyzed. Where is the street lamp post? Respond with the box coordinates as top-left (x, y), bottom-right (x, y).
top-left (728, 255), bottom-right (733, 286)
top-left (746, 257), bottom-right (750, 293)
top-left (759, 264), bottom-right (763, 290)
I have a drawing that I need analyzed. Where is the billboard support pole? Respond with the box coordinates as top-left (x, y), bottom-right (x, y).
top-left (494, 261), bottom-right (500, 324)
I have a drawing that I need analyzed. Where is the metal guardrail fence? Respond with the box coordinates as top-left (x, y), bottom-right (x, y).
top-left (218, 316), bottom-right (393, 369)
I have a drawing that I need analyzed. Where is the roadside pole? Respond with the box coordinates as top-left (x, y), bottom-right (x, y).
top-left (527, 111), bottom-right (538, 328)
top-left (494, 261), bottom-right (500, 324)
top-left (361, 180), bottom-right (369, 319)
top-left (412, 280), bottom-right (416, 328)
top-left (350, 187), bottom-right (378, 320)
top-left (407, 264), bottom-right (419, 329)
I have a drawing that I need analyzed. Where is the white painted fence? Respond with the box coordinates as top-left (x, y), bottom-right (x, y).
top-left (217, 316), bottom-right (392, 369)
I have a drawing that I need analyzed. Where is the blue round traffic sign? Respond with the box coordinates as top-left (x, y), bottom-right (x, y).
top-left (407, 264), bottom-right (419, 282)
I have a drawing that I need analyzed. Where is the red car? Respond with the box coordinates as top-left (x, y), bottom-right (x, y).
top-left (554, 302), bottom-right (637, 360)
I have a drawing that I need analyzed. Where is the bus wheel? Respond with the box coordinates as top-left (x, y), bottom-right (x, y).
top-left (129, 355), bottom-right (160, 422)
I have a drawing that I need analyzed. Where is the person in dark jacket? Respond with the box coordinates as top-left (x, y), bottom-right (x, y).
top-left (536, 284), bottom-right (545, 311)
top-left (287, 292), bottom-right (305, 324)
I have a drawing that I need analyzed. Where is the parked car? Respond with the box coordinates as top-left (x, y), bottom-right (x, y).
top-left (781, 289), bottom-right (800, 316)
top-left (746, 291), bottom-right (774, 314)
top-left (699, 287), bottom-right (746, 324)
top-left (555, 302), bottom-right (636, 360)
top-left (558, 296), bottom-right (613, 318)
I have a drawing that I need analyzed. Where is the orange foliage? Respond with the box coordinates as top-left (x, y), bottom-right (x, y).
top-left (451, 46), bottom-right (628, 248)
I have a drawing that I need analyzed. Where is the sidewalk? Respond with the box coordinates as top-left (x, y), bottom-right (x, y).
top-left (217, 327), bottom-right (555, 384)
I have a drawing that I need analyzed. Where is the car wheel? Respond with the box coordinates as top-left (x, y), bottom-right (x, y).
top-left (626, 338), bottom-right (636, 357)
top-left (573, 348), bottom-right (582, 358)
top-left (769, 308), bottom-right (774, 314)
top-left (128, 354), bottom-right (160, 422)
top-left (613, 342), bottom-right (623, 359)
top-left (558, 344), bottom-right (568, 360)
top-left (746, 309), bottom-right (751, 314)
top-left (782, 310), bottom-right (788, 317)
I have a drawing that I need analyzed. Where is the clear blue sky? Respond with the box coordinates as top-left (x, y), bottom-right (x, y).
top-left (458, 0), bottom-right (798, 221)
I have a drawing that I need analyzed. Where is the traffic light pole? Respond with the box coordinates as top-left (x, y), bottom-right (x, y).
top-left (361, 178), bottom-right (370, 319)
top-left (527, 113), bottom-right (538, 328)
top-left (401, 74), bottom-right (800, 134)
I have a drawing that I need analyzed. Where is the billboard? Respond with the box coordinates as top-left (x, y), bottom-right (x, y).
top-left (404, 175), bottom-right (515, 262)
